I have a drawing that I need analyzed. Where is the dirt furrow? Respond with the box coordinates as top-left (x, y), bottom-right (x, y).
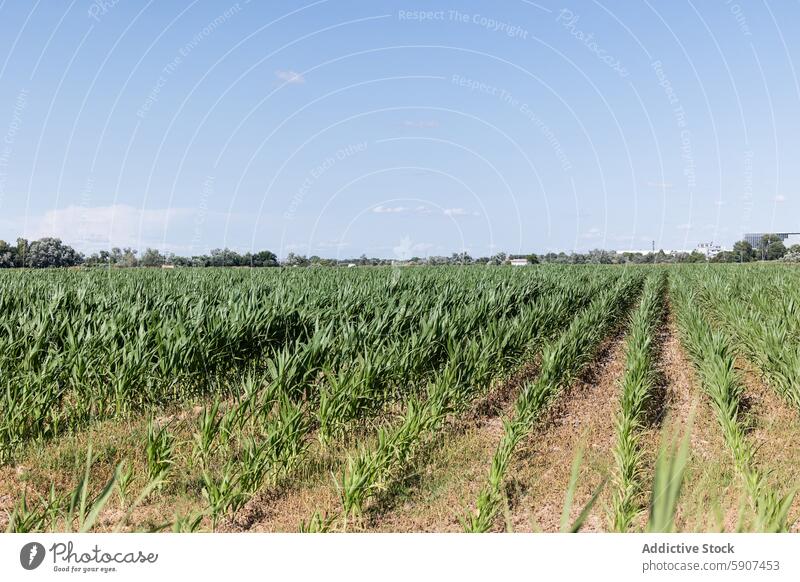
top-left (504, 332), bottom-right (627, 532)
top-left (365, 361), bottom-right (540, 532)
top-left (658, 312), bottom-right (744, 533)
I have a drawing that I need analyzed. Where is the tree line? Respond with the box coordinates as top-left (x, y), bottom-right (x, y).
top-left (0, 238), bottom-right (278, 268)
top-left (0, 234), bottom-right (797, 269)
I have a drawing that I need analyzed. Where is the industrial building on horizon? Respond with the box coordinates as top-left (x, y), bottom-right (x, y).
top-left (743, 232), bottom-right (800, 248)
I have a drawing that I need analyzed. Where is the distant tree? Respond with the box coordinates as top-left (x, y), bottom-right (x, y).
top-left (26, 238), bottom-right (82, 268)
top-left (653, 250), bottom-right (670, 264)
top-left (0, 239), bottom-right (16, 268)
top-left (732, 240), bottom-right (754, 262)
top-left (139, 248), bottom-right (166, 267)
top-left (15, 238), bottom-right (29, 267)
top-left (121, 248), bottom-right (138, 267)
top-left (711, 251), bottom-right (737, 263)
top-left (488, 252), bottom-right (507, 265)
top-left (766, 240), bottom-right (787, 261)
top-left (756, 234), bottom-right (782, 260)
top-left (284, 252), bottom-right (309, 267)
top-left (451, 251), bottom-right (472, 265)
top-left (586, 249), bottom-right (613, 264)
top-left (251, 250), bottom-right (278, 267)
top-left (570, 253), bottom-right (587, 264)
top-left (676, 251), bottom-right (706, 263)
top-left (526, 253), bottom-right (539, 264)
top-left (781, 251), bottom-right (800, 263)
top-left (208, 248), bottom-right (244, 267)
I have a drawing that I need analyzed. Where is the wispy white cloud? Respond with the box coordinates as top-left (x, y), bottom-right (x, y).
top-left (275, 70), bottom-right (305, 84)
top-left (372, 205), bottom-right (408, 214)
top-left (647, 181), bottom-right (673, 188)
top-left (581, 226), bottom-right (603, 239)
top-left (676, 223), bottom-right (693, 231)
top-left (774, 194), bottom-right (786, 202)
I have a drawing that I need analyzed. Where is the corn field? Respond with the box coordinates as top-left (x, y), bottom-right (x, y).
top-left (1, 265), bottom-right (799, 532)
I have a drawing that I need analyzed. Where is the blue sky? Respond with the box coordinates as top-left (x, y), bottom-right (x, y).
top-left (0, 0), bottom-right (798, 258)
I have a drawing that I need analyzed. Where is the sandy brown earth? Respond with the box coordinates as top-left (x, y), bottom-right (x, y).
top-left (504, 333), bottom-right (627, 532)
top-left (360, 361), bottom-right (542, 532)
top-left (368, 412), bottom-right (510, 532)
top-left (658, 312), bottom-right (744, 532)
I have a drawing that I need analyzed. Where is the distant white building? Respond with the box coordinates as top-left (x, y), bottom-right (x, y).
top-left (694, 242), bottom-right (722, 258)
top-left (509, 258), bottom-right (529, 266)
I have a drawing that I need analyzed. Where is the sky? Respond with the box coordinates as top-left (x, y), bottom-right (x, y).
top-left (0, 0), bottom-right (799, 259)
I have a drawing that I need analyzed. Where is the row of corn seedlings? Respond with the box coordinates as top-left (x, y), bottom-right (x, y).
top-left (334, 270), bottom-right (627, 527)
top-left (671, 278), bottom-right (795, 532)
top-left (463, 273), bottom-right (643, 532)
top-left (685, 267), bottom-right (800, 414)
top-left (610, 271), bottom-right (667, 531)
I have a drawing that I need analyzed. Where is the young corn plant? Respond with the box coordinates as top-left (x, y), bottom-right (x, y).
top-left (145, 420), bottom-right (175, 486)
top-left (299, 511), bottom-right (335, 533)
top-left (5, 487), bottom-right (60, 533)
top-left (333, 272), bottom-right (628, 528)
top-left (193, 398), bottom-right (222, 468)
top-left (116, 460), bottom-right (134, 506)
top-left (611, 272), bottom-right (666, 531)
top-left (66, 452), bottom-right (118, 533)
top-left (201, 465), bottom-right (244, 531)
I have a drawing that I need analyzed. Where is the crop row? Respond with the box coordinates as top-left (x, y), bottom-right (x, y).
top-left (463, 272), bottom-right (643, 532)
top-left (610, 272), bottom-right (667, 531)
top-left (671, 276), bottom-right (794, 532)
